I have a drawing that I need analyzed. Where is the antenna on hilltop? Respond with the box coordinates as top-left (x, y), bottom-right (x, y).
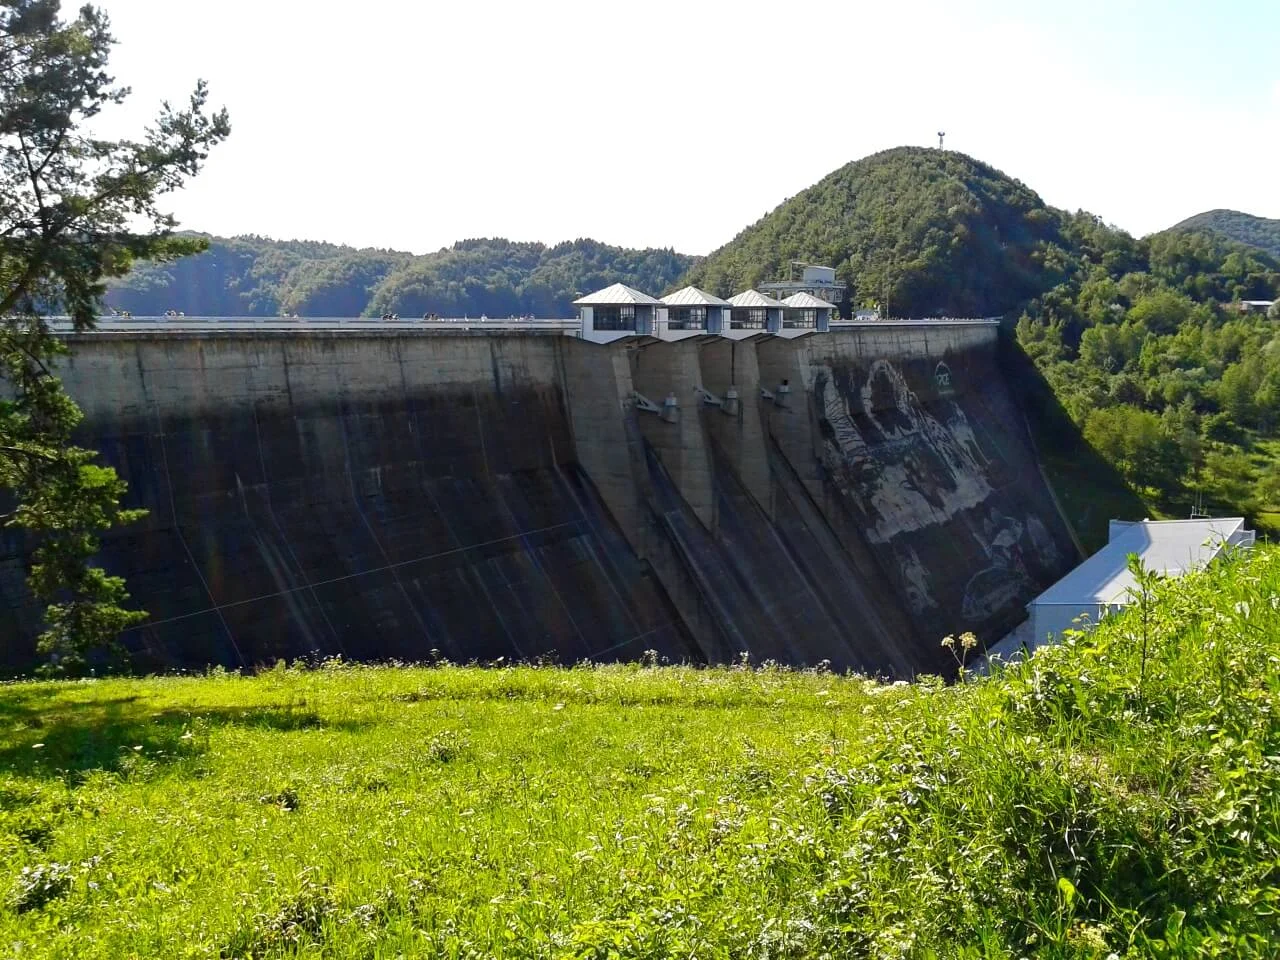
top-left (937, 131), bottom-right (946, 150)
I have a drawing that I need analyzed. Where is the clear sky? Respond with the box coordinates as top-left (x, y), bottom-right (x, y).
top-left (96, 0), bottom-right (1280, 256)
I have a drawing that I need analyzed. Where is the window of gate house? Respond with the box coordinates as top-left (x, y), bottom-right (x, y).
top-left (784, 308), bottom-right (817, 329)
top-left (595, 305), bottom-right (636, 331)
top-left (731, 307), bottom-right (766, 329)
top-left (670, 306), bottom-right (707, 330)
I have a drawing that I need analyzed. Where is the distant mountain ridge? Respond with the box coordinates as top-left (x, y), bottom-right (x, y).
top-left (108, 152), bottom-right (1279, 323)
top-left (1169, 209), bottom-right (1280, 258)
top-left (106, 236), bottom-right (696, 318)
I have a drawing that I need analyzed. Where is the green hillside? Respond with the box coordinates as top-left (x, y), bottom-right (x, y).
top-left (106, 237), bottom-right (695, 318)
top-left (1170, 208), bottom-right (1280, 257)
top-left (3, 547), bottom-right (1278, 957)
top-left (1015, 215), bottom-right (1280, 538)
top-left (683, 146), bottom-right (1066, 317)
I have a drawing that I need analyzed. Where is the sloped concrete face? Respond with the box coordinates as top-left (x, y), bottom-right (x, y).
top-left (0, 323), bottom-right (1077, 676)
top-left (758, 326), bottom-right (1078, 671)
top-left (619, 336), bottom-right (896, 672)
top-left (696, 339), bottom-right (770, 514)
top-left (0, 333), bottom-right (693, 672)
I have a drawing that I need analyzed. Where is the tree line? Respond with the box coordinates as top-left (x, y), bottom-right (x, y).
top-left (107, 235), bottom-right (696, 319)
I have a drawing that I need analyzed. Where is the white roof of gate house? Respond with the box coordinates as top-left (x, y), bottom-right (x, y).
top-left (726, 289), bottom-right (786, 309)
top-left (781, 292), bottom-right (838, 309)
top-left (660, 285), bottom-right (731, 307)
top-left (1034, 517), bottom-right (1251, 609)
top-left (573, 283), bottom-right (662, 306)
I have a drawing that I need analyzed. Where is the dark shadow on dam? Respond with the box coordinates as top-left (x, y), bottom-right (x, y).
top-left (0, 387), bottom-right (693, 672)
top-left (643, 430), bottom-right (923, 673)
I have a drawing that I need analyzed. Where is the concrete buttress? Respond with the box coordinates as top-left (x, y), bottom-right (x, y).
top-left (629, 340), bottom-right (716, 530)
top-left (696, 338), bottom-right (771, 515)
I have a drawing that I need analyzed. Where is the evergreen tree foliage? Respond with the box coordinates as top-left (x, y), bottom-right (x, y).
top-left (0, 0), bottom-right (228, 664)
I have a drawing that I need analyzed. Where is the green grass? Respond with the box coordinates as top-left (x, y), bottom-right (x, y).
top-left (3, 548), bottom-right (1280, 958)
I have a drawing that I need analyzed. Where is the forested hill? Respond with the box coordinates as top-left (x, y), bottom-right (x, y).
top-left (1170, 209), bottom-right (1280, 257)
top-left (683, 146), bottom-right (1067, 317)
top-left (367, 239), bottom-right (692, 319)
top-left (106, 236), bottom-right (412, 317)
top-left (1015, 213), bottom-right (1280, 543)
top-left (105, 236), bottom-right (695, 318)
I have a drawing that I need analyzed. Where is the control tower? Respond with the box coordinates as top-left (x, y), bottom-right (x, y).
top-left (758, 262), bottom-right (847, 313)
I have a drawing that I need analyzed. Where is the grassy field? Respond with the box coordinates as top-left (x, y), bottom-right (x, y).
top-left (2, 549), bottom-right (1279, 958)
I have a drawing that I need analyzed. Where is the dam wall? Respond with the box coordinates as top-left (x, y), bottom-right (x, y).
top-left (0, 323), bottom-right (1079, 674)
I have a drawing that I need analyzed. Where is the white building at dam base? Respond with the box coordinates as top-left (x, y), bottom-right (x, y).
top-left (988, 517), bottom-right (1256, 663)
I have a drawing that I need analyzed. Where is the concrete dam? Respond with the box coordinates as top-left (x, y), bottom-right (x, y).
top-left (0, 323), bottom-right (1080, 675)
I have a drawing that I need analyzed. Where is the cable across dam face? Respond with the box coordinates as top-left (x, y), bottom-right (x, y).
top-left (0, 324), bottom-right (1077, 675)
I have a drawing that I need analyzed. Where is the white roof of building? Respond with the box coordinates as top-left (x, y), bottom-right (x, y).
top-left (726, 290), bottom-right (786, 309)
top-left (781, 292), bottom-right (838, 309)
top-left (573, 283), bottom-right (662, 306)
top-left (1242, 299), bottom-right (1276, 307)
top-left (1032, 518), bottom-right (1250, 608)
top-left (661, 285), bottom-right (731, 307)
